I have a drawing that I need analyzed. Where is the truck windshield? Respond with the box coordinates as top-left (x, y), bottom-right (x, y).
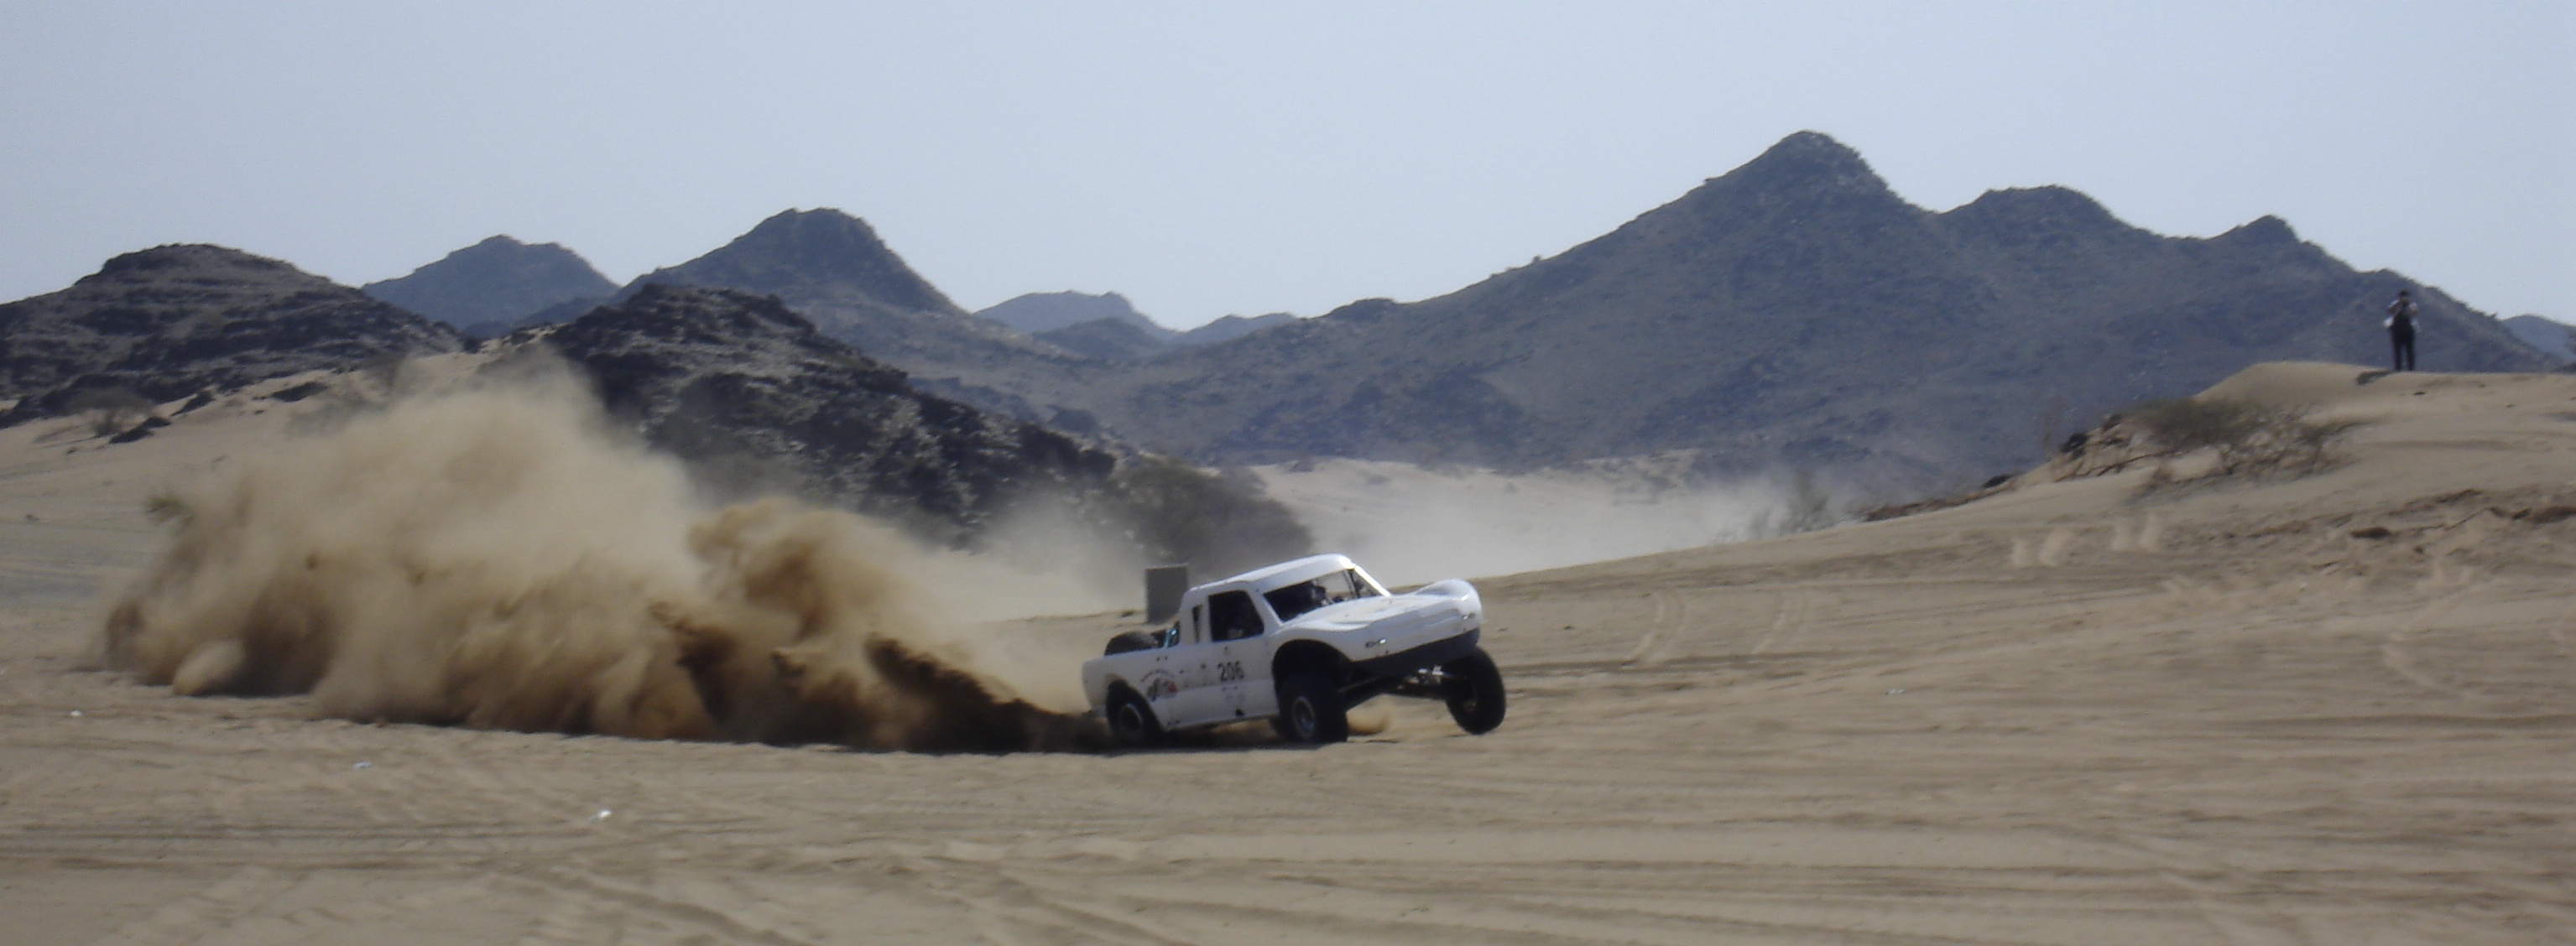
top-left (1262, 569), bottom-right (1383, 623)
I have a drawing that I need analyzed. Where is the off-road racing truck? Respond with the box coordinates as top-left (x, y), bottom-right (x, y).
top-left (1081, 554), bottom-right (1505, 746)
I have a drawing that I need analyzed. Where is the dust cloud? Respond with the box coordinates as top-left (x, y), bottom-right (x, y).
top-left (102, 376), bottom-right (1097, 752)
top-left (1255, 459), bottom-right (1817, 585)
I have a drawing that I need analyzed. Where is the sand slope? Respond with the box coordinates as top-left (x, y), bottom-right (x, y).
top-left (4, 362), bottom-right (2573, 943)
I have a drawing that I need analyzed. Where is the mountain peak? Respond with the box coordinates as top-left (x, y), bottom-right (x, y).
top-left (1941, 185), bottom-right (2138, 245)
top-left (628, 208), bottom-right (961, 316)
top-left (86, 244), bottom-right (303, 284)
top-left (362, 236), bottom-right (614, 330)
top-left (976, 291), bottom-right (1165, 336)
top-left (2219, 215), bottom-right (2300, 244)
top-left (1721, 131), bottom-right (1884, 193)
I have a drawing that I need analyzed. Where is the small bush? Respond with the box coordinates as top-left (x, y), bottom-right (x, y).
top-left (66, 388), bottom-right (154, 438)
top-left (2124, 397), bottom-right (2355, 478)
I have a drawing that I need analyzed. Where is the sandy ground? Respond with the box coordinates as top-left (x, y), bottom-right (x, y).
top-left (4, 361), bottom-right (2573, 944)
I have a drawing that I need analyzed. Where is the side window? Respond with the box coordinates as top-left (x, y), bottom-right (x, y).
top-left (1207, 590), bottom-right (1263, 642)
top-left (1335, 569), bottom-right (1384, 600)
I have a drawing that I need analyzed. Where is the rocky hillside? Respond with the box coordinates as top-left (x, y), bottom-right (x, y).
top-left (538, 284), bottom-right (1111, 536)
top-left (534, 285), bottom-right (1307, 569)
top-left (2503, 314), bottom-right (2572, 363)
top-left (1056, 133), bottom-right (2551, 488)
top-left (1173, 312), bottom-right (1296, 347)
top-left (1033, 318), bottom-right (1174, 361)
top-left (0, 245), bottom-right (466, 422)
top-left (362, 235), bottom-right (615, 337)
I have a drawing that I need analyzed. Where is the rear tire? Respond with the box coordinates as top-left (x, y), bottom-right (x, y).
top-left (1107, 690), bottom-right (1165, 748)
top-left (1273, 671), bottom-right (1349, 744)
top-left (1443, 647), bottom-right (1506, 735)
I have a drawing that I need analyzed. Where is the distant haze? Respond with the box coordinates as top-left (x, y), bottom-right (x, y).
top-left (1, 3), bottom-right (2568, 326)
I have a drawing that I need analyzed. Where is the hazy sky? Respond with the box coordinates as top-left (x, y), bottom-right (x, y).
top-left (4, 3), bottom-right (2569, 328)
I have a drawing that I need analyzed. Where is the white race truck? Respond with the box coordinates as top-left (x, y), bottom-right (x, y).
top-left (1081, 554), bottom-right (1505, 746)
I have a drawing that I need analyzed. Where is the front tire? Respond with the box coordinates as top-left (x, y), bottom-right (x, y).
top-left (1443, 647), bottom-right (1506, 735)
top-left (1273, 671), bottom-right (1349, 744)
top-left (1107, 691), bottom-right (1165, 748)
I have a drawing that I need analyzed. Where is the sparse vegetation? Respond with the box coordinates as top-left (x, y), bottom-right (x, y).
top-left (142, 491), bottom-right (192, 525)
top-left (66, 387), bottom-right (154, 438)
top-left (2123, 397), bottom-right (2360, 480)
top-left (1106, 456), bottom-right (1313, 575)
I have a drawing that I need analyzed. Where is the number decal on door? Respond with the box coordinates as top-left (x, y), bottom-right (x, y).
top-left (1216, 661), bottom-right (1245, 683)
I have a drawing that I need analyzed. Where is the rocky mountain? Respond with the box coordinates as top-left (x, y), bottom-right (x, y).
top-left (1037, 133), bottom-right (2550, 489)
top-left (0, 245), bottom-right (467, 423)
top-left (975, 293), bottom-right (1303, 361)
top-left (615, 209), bottom-right (1098, 419)
top-left (1034, 317), bottom-right (1175, 361)
top-left (532, 284), bottom-right (1306, 569)
top-left (1176, 312), bottom-right (1297, 347)
top-left (538, 283), bottom-right (1110, 534)
top-left (620, 209), bottom-right (1077, 377)
top-left (978, 291), bottom-right (1171, 339)
top-left (2502, 314), bottom-right (2572, 362)
top-left (362, 236), bottom-right (616, 338)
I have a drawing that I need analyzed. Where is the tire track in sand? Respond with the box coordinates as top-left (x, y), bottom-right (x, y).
top-left (84, 867), bottom-right (298, 946)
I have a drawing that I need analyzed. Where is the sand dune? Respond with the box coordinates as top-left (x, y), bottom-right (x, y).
top-left (4, 361), bottom-right (2573, 943)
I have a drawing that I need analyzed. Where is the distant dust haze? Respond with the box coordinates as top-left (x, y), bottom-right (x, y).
top-left (101, 375), bottom-right (1100, 751)
top-left (1256, 459), bottom-right (1817, 585)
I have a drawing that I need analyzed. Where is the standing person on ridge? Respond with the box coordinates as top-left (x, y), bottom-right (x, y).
top-left (2385, 289), bottom-right (2420, 372)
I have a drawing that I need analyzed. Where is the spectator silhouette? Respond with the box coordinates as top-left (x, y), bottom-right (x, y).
top-left (2385, 290), bottom-right (2419, 372)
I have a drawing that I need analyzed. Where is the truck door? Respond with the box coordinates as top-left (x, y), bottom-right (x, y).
top-left (1162, 601), bottom-right (1221, 728)
top-left (1205, 590), bottom-right (1274, 720)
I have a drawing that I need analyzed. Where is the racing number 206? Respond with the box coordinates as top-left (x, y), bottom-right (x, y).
top-left (1215, 661), bottom-right (1246, 683)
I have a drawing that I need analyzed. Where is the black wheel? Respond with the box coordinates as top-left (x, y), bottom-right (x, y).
top-left (1107, 690), bottom-right (1165, 748)
top-left (1272, 671), bottom-right (1349, 744)
top-left (1442, 647), bottom-right (1506, 735)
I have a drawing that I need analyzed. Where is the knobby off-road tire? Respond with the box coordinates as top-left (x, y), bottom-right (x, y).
top-left (1272, 671), bottom-right (1349, 744)
top-left (1108, 691), bottom-right (1165, 748)
top-left (1443, 647), bottom-right (1507, 735)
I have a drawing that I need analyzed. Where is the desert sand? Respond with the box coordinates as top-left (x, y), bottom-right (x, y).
top-left (4, 361), bottom-right (2572, 943)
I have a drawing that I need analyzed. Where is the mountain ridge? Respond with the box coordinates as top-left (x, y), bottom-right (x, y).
top-left (1045, 132), bottom-right (2548, 488)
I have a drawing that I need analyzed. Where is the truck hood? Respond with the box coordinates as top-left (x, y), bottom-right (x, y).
top-left (1283, 579), bottom-right (1481, 637)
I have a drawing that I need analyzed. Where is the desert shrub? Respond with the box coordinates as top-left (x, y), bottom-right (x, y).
top-left (2123, 396), bottom-right (2356, 477)
top-left (65, 388), bottom-right (154, 438)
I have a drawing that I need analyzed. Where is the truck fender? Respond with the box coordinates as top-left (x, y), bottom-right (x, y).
top-left (1271, 640), bottom-right (1348, 688)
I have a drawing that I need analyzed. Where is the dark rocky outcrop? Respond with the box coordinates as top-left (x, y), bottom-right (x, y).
top-left (0, 245), bottom-right (467, 422)
top-left (537, 285), bottom-right (1307, 569)
top-left (362, 235), bottom-right (615, 336)
top-left (540, 284), bottom-right (1111, 536)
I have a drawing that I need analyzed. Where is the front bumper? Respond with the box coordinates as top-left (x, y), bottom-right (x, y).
top-left (1353, 627), bottom-right (1480, 679)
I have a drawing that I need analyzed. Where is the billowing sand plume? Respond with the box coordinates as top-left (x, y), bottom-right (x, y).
top-left (101, 377), bottom-right (1093, 751)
